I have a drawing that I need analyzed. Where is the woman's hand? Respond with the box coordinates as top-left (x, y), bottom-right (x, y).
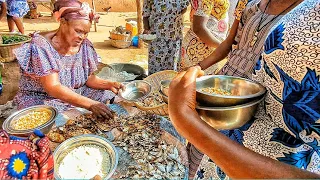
top-left (88, 101), bottom-right (114, 119)
top-left (169, 66), bottom-right (204, 115)
top-left (105, 81), bottom-right (125, 94)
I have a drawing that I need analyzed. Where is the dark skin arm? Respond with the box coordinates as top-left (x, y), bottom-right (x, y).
top-left (168, 67), bottom-right (320, 179)
top-left (40, 73), bottom-right (115, 119)
top-left (198, 20), bottom-right (239, 70)
top-left (192, 15), bottom-right (221, 48)
top-left (0, 2), bottom-right (7, 21)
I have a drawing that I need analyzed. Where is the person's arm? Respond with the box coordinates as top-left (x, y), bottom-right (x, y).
top-left (192, 15), bottom-right (221, 48)
top-left (168, 67), bottom-right (320, 179)
top-left (143, 17), bottom-right (150, 33)
top-left (0, 2), bottom-right (7, 21)
top-left (198, 20), bottom-right (239, 70)
top-left (39, 73), bottom-right (114, 119)
top-left (86, 74), bottom-right (124, 94)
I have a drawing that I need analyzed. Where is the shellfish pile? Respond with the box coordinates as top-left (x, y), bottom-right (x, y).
top-left (49, 112), bottom-right (186, 179)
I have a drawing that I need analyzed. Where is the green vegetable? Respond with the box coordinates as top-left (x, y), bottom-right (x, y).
top-left (1, 35), bottom-right (29, 44)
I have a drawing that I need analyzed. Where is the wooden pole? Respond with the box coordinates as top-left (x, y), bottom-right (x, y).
top-left (136, 0), bottom-right (144, 48)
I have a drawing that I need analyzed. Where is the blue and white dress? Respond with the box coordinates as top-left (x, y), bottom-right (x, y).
top-left (5, 0), bottom-right (29, 18)
top-left (194, 0), bottom-right (320, 179)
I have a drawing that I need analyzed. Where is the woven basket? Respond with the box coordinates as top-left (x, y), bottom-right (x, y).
top-left (110, 31), bottom-right (131, 41)
top-left (111, 39), bottom-right (131, 49)
top-left (0, 34), bottom-right (31, 63)
top-left (134, 70), bottom-right (178, 116)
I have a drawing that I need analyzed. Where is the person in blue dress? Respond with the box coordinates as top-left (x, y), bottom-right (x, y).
top-left (0, 0), bottom-right (29, 34)
top-left (169, 0), bottom-right (320, 178)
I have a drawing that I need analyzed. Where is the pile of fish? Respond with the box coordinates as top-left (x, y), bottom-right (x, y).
top-left (48, 113), bottom-right (186, 179)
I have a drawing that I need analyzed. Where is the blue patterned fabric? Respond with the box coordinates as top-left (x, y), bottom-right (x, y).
top-left (13, 34), bottom-right (115, 112)
top-left (6, 0), bottom-right (29, 17)
top-left (194, 0), bottom-right (320, 178)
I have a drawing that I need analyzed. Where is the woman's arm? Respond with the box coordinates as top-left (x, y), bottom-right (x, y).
top-left (86, 75), bottom-right (123, 94)
top-left (192, 15), bottom-right (221, 48)
top-left (0, 2), bottom-right (7, 21)
top-left (198, 20), bottom-right (239, 70)
top-left (169, 67), bottom-right (320, 179)
top-left (39, 73), bottom-right (114, 119)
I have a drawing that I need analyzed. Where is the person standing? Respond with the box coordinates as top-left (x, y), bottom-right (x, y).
top-left (2, 0), bottom-right (29, 34)
top-left (143, 0), bottom-right (189, 75)
top-left (178, 0), bottom-right (231, 75)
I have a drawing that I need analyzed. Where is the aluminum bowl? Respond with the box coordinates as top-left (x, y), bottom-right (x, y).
top-left (2, 105), bottom-right (57, 137)
top-left (54, 134), bottom-right (118, 179)
top-left (110, 63), bottom-right (147, 81)
top-left (196, 75), bottom-right (266, 107)
top-left (119, 80), bottom-right (152, 102)
top-left (196, 96), bottom-right (264, 130)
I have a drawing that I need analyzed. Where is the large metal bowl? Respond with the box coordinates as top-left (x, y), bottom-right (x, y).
top-left (110, 63), bottom-right (147, 80)
top-left (2, 105), bottom-right (57, 137)
top-left (196, 96), bottom-right (264, 130)
top-left (118, 80), bottom-right (152, 102)
top-left (54, 134), bottom-right (118, 179)
top-left (196, 75), bottom-right (266, 107)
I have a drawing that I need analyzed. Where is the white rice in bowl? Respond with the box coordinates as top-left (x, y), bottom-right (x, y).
top-left (58, 144), bottom-right (111, 179)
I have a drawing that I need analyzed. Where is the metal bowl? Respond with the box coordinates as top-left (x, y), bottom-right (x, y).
top-left (2, 105), bottom-right (57, 137)
top-left (196, 75), bottom-right (266, 107)
top-left (54, 134), bottom-right (118, 179)
top-left (110, 63), bottom-right (147, 81)
top-left (196, 96), bottom-right (264, 130)
top-left (119, 80), bottom-right (152, 102)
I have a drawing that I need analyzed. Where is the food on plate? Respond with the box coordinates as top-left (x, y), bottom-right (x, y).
top-left (47, 131), bottom-right (65, 143)
top-left (58, 145), bottom-right (111, 179)
top-left (11, 110), bottom-right (51, 130)
top-left (200, 87), bottom-right (232, 96)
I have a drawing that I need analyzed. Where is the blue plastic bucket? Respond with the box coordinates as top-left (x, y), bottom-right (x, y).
top-left (132, 36), bottom-right (139, 47)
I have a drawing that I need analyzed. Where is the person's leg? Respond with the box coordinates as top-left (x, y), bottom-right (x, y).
top-left (12, 16), bottom-right (24, 34)
top-left (7, 15), bottom-right (15, 32)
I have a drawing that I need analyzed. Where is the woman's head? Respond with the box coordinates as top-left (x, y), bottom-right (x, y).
top-left (53, 0), bottom-right (99, 47)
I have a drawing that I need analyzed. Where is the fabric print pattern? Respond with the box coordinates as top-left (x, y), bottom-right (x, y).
top-left (179, 0), bottom-right (230, 75)
top-left (13, 34), bottom-right (115, 112)
top-left (218, 0), bottom-right (284, 79)
top-left (143, 0), bottom-right (189, 74)
top-left (233, 0), bottom-right (249, 20)
top-left (193, 0), bottom-right (320, 179)
top-left (6, 0), bottom-right (29, 17)
top-left (0, 130), bottom-right (54, 179)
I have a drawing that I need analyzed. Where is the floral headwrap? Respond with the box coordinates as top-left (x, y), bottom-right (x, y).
top-left (53, 0), bottom-right (100, 23)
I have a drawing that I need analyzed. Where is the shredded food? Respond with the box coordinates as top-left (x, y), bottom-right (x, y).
top-left (11, 110), bottom-right (51, 130)
top-left (200, 87), bottom-right (232, 96)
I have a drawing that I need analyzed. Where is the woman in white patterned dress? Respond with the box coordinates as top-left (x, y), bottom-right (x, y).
top-left (169, 0), bottom-right (320, 178)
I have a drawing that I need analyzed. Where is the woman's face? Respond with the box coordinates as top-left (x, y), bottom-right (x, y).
top-left (61, 19), bottom-right (91, 47)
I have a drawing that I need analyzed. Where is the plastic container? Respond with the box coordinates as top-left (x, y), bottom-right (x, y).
top-left (126, 21), bottom-right (138, 36)
top-left (132, 36), bottom-right (139, 47)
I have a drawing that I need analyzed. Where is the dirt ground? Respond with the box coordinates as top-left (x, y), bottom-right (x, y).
top-left (0, 10), bottom-right (191, 69)
top-left (0, 12), bottom-right (150, 68)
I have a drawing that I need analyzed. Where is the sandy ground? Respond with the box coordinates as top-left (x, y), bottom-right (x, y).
top-left (0, 12), bottom-right (150, 68)
top-left (0, 11), bottom-right (191, 70)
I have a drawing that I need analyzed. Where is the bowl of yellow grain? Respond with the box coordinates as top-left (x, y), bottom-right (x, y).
top-left (2, 105), bottom-right (57, 137)
top-left (196, 75), bottom-right (266, 107)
